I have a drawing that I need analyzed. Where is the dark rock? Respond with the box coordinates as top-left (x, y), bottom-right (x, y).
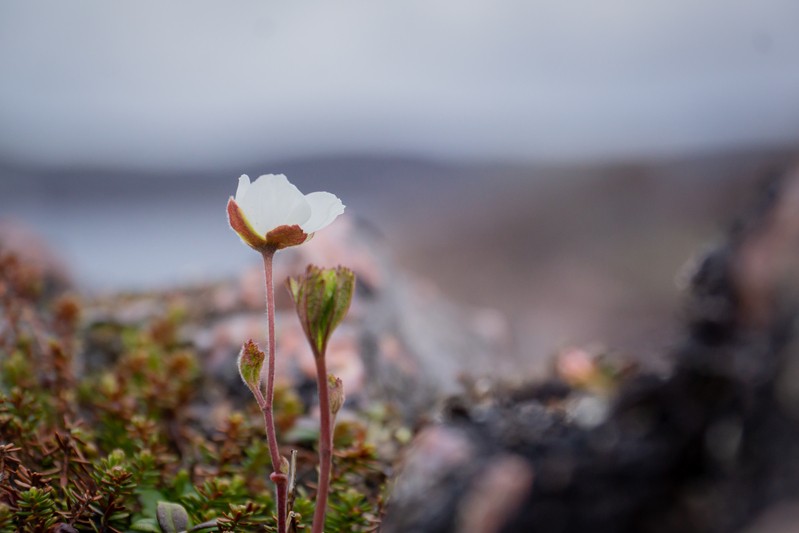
top-left (384, 169), bottom-right (799, 533)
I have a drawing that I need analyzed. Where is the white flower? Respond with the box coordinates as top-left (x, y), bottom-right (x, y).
top-left (227, 174), bottom-right (345, 251)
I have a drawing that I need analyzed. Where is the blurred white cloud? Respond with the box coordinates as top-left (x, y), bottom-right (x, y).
top-left (1, 0), bottom-right (798, 169)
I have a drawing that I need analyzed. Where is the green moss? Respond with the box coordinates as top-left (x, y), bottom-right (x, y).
top-left (0, 252), bottom-right (393, 532)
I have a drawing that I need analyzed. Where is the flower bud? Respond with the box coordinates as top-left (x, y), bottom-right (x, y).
top-left (237, 339), bottom-right (265, 400)
top-left (328, 374), bottom-right (345, 417)
top-left (280, 455), bottom-right (291, 475)
top-left (287, 265), bottom-right (355, 357)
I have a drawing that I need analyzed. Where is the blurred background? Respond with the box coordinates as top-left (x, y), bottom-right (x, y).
top-left (1, 1), bottom-right (799, 368)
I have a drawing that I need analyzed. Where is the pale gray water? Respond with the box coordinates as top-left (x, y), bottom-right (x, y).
top-left (0, 157), bottom-right (498, 290)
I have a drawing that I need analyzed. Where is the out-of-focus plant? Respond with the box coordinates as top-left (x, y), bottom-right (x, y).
top-left (0, 248), bottom-right (388, 532)
top-left (288, 265), bottom-right (354, 533)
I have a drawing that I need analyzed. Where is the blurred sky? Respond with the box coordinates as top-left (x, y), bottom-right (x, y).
top-left (1, 1), bottom-right (799, 170)
top-left (2, 2), bottom-right (799, 363)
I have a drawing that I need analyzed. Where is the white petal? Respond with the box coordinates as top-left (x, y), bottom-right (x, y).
top-left (236, 174), bottom-right (311, 235)
top-left (235, 174), bottom-right (251, 202)
top-left (301, 191), bottom-right (345, 233)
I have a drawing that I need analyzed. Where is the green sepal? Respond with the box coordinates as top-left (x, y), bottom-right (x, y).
top-left (287, 265), bottom-right (355, 357)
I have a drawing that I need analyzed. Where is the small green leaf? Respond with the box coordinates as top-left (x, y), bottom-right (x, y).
top-left (156, 501), bottom-right (190, 533)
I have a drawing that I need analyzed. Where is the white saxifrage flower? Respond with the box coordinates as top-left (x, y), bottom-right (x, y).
top-left (227, 174), bottom-right (345, 251)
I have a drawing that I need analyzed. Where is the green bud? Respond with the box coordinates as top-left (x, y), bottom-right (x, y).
top-left (287, 265), bottom-right (355, 357)
top-left (237, 339), bottom-right (265, 400)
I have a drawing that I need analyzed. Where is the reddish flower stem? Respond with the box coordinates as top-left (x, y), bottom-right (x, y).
top-left (261, 248), bottom-right (288, 532)
top-left (311, 351), bottom-right (333, 533)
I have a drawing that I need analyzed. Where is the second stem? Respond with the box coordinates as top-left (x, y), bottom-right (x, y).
top-left (311, 350), bottom-right (333, 533)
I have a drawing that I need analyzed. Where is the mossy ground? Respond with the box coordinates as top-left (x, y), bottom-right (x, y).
top-left (0, 251), bottom-right (403, 532)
